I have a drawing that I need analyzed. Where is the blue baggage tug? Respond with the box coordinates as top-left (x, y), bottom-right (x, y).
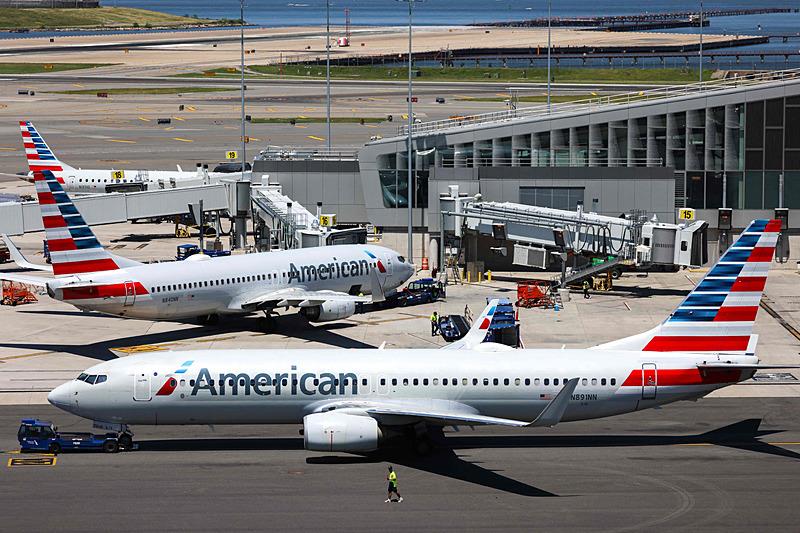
top-left (18, 419), bottom-right (129, 454)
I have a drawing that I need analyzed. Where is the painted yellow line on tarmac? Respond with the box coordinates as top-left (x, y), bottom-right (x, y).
top-left (266, 107), bottom-right (277, 112)
top-left (364, 124), bottom-right (378, 128)
top-left (164, 126), bottom-right (175, 131)
top-left (172, 137), bottom-right (193, 143)
top-left (72, 83), bottom-right (84, 88)
top-left (295, 124), bottom-right (307, 129)
top-left (0, 147), bottom-right (16, 151)
top-left (0, 350), bottom-right (56, 362)
top-left (108, 139), bottom-right (136, 144)
top-left (298, 115), bottom-right (308, 119)
top-left (8, 456), bottom-right (57, 467)
top-left (495, 93), bottom-right (511, 97)
top-left (248, 137), bottom-right (261, 142)
top-left (307, 135), bottom-right (325, 141)
top-left (112, 344), bottom-right (168, 354)
top-left (186, 106), bottom-right (197, 112)
top-left (172, 116), bottom-right (185, 121)
top-left (303, 107), bottom-right (317, 112)
top-left (138, 117), bottom-right (150, 122)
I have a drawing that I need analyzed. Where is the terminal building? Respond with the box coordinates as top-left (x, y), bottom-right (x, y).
top-left (254, 69), bottom-right (800, 263)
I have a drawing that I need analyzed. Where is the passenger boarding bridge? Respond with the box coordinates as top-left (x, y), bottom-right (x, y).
top-left (438, 186), bottom-right (708, 286)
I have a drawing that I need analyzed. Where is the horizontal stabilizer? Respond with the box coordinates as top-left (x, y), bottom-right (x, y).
top-left (0, 272), bottom-right (48, 287)
top-left (2, 234), bottom-right (53, 272)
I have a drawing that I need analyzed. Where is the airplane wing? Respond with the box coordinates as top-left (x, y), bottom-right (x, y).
top-left (440, 298), bottom-right (501, 350)
top-left (0, 272), bottom-right (48, 287)
top-left (2, 234), bottom-right (53, 273)
top-left (327, 378), bottom-right (579, 429)
top-left (232, 287), bottom-right (370, 310)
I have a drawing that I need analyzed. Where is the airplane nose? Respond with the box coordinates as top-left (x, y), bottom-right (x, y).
top-left (47, 383), bottom-right (71, 409)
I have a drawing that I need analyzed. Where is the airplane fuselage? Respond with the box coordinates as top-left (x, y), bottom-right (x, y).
top-left (47, 244), bottom-right (412, 320)
top-left (47, 349), bottom-right (757, 426)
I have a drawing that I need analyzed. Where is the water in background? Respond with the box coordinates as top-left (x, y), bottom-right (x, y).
top-left (107, 0), bottom-right (800, 31)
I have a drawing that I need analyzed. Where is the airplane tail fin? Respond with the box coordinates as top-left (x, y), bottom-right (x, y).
top-left (34, 169), bottom-right (140, 276)
top-left (440, 298), bottom-right (500, 350)
top-left (594, 219), bottom-right (780, 354)
top-left (19, 121), bottom-right (75, 183)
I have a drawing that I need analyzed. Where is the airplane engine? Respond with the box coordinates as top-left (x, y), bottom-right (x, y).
top-left (300, 300), bottom-right (356, 323)
top-left (303, 412), bottom-right (380, 452)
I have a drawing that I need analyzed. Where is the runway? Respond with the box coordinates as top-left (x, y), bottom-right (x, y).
top-left (2, 398), bottom-right (799, 531)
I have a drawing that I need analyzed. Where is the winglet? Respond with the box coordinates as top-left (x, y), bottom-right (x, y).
top-left (369, 266), bottom-right (386, 303)
top-left (2, 234), bottom-right (52, 273)
top-left (529, 378), bottom-right (579, 428)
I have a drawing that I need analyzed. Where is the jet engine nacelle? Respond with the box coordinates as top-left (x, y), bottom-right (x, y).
top-left (303, 412), bottom-right (380, 452)
top-left (300, 300), bottom-right (356, 322)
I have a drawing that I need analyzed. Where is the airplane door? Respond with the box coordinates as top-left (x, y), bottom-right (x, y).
top-left (642, 363), bottom-right (657, 400)
top-left (123, 281), bottom-right (136, 307)
top-left (133, 373), bottom-right (151, 401)
top-left (382, 253), bottom-right (393, 275)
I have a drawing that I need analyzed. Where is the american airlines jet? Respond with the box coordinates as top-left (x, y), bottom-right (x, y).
top-left (47, 219), bottom-right (796, 454)
top-left (17, 121), bottom-right (250, 194)
top-left (1, 169), bottom-right (413, 324)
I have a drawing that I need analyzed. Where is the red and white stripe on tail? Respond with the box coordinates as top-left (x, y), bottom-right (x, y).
top-left (19, 121), bottom-right (73, 184)
top-left (34, 169), bottom-right (121, 277)
top-left (594, 219), bottom-right (780, 354)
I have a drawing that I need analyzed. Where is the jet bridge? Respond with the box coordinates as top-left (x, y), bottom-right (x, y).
top-left (438, 187), bottom-right (708, 278)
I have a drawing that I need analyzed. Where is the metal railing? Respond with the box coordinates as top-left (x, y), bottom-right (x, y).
top-left (256, 146), bottom-right (359, 161)
top-left (396, 67), bottom-right (800, 137)
top-left (438, 156), bottom-right (663, 167)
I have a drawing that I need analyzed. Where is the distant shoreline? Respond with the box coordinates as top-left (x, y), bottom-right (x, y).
top-left (0, 7), bottom-right (237, 31)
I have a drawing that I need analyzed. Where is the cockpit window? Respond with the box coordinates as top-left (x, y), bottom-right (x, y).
top-left (85, 375), bottom-right (98, 385)
top-left (77, 373), bottom-right (88, 382)
top-left (96, 375), bottom-right (107, 384)
top-left (397, 256), bottom-right (406, 263)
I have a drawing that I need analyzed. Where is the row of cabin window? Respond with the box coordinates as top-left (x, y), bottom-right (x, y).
top-left (78, 178), bottom-right (133, 184)
top-left (183, 377), bottom-right (618, 388)
top-left (381, 377), bottom-right (617, 387)
top-left (151, 273), bottom-right (284, 294)
top-left (150, 262), bottom-right (379, 294)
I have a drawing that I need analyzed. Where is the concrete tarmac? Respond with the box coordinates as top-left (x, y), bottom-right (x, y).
top-left (2, 398), bottom-right (799, 532)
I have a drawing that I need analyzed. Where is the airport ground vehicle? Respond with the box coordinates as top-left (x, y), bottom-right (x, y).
top-left (17, 418), bottom-right (128, 454)
top-left (395, 278), bottom-right (445, 306)
top-left (175, 244), bottom-right (232, 261)
top-left (47, 219), bottom-right (800, 456)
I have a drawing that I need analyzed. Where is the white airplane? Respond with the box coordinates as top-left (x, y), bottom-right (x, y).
top-left (47, 219), bottom-right (798, 454)
top-left (17, 121), bottom-right (251, 194)
top-left (1, 169), bottom-right (413, 324)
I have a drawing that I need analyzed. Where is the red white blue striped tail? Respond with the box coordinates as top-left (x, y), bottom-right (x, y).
top-left (34, 169), bottom-right (120, 277)
top-left (19, 121), bottom-right (71, 184)
top-left (595, 219), bottom-right (780, 354)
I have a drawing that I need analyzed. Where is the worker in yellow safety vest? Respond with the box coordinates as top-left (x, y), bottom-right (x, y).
top-left (430, 311), bottom-right (439, 337)
top-left (385, 465), bottom-right (403, 503)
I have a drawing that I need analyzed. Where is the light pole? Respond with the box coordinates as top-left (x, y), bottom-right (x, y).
top-left (547, 0), bottom-right (552, 113)
top-left (326, 0), bottom-right (332, 149)
top-left (398, 0), bottom-right (418, 263)
top-left (240, 0), bottom-right (246, 180)
top-left (699, 0), bottom-right (703, 84)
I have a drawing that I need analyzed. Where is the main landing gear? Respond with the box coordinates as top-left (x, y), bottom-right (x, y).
top-left (259, 311), bottom-right (277, 333)
top-left (197, 314), bottom-right (220, 326)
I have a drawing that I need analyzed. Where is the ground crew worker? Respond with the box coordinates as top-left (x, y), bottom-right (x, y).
top-left (385, 465), bottom-right (403, 503)
top-left (430, 311), bottom-right (439, 336)
top-left (582, 279), bottom-right (591, 299)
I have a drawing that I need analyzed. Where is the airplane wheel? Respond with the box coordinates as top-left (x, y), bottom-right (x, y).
top-left (48, 442), bottom-right (61, 455)
top-left (103, 440), bottom-right (119, 454)
top-left (118, 433), bottom-right (133, 450)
